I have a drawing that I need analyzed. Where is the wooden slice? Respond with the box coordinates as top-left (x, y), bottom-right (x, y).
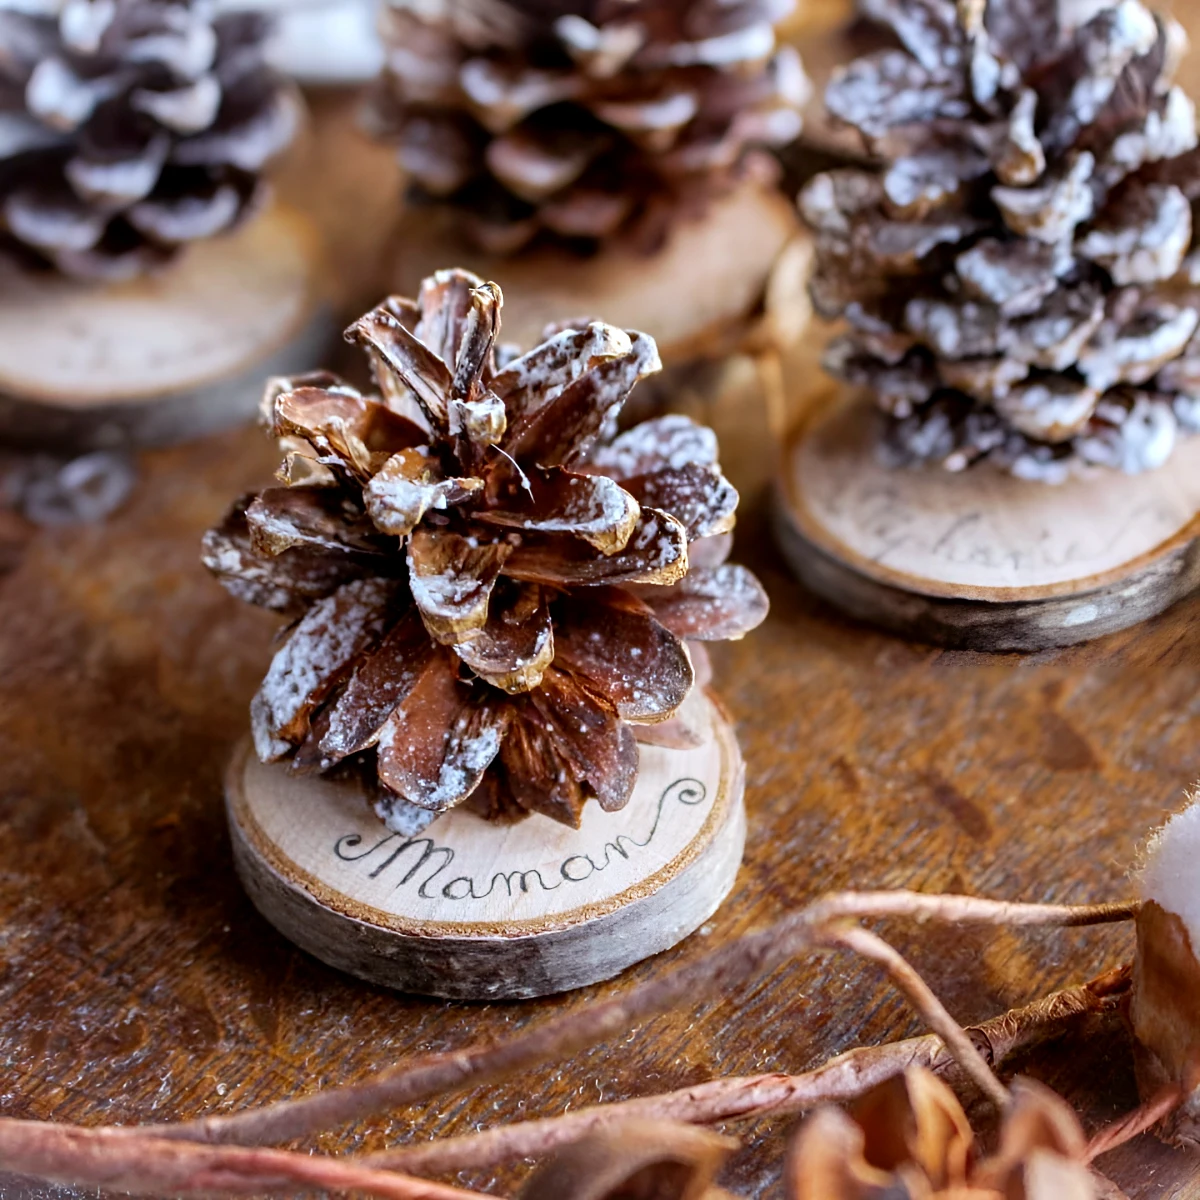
top-left (775, 385), bottom-right (1200, 651)
top-left (0, 204), bottom-right (332, 451)
top-left (225, 691), bottom-right (746, 999)
top-left (390, 181), bottom-right (810, 363)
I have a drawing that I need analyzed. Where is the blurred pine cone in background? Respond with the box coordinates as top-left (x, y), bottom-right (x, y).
top-left (0, 0), bottom-right (299, 280)
top-left (801, 0), bottom-right (1200, 482)
top-left (368, 0), bottom-right (809, 255)
top-left (204, 269), bottom-right (769, 832)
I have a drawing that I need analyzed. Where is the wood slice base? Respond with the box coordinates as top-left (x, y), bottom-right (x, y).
top-left (389, 182), bottom-right (810, 364)
top-left (775, 387), bottom-right (1200, 651)
top-left (225, 692), bottom-right (746, 999)
top-left (0, 204), bottom-right (332, 452)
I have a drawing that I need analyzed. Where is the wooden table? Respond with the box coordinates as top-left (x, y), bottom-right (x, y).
top-left (1, 93), bottom-right (1199, 1200)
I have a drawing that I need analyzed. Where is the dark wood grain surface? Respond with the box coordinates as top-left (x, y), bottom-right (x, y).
top-left (1, 91), bottom-right (1199, 1200)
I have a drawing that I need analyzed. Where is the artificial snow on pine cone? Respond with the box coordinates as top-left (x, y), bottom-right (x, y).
top-left (800, 0), bottom-right (1200, 483)
top-left (0, 0), bottom-right (300, 280)
top-left (203, 268), bottom-right (769, 832)
top-left (366, 0), bottom-right (809, 255)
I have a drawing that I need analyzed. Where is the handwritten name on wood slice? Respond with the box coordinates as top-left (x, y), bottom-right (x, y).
top-left (226, 692), bottom-right (746, 998)
top-left (776, 389), bottom-right (1200, 650)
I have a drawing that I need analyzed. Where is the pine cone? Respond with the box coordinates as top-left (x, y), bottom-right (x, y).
top-left (801, 0), bottom-right (1200, 482)
top-left (0, 0), bottom-right (299, 280)
top-left (203, 268), bottom-right (768, 832)
top-left (367, 0), bottom-right (809, 255)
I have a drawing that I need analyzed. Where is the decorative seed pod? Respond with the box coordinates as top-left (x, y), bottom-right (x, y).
top-left (367, 0), bottom-right (809, 255)
top-left (1132, 800), bottom-right (1200, 1146)
top-left (204, 268), bottom-right (769, 832)
top-left (0, 0), bottom-right (299, 280)
top-left (786, 1068), bottom-right (1096, 1199)
top-left (801, 0), bottom-right (1200, 482)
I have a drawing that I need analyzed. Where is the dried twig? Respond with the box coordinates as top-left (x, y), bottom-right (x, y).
top-left (0, 1119), bottom-right (485, 1200)
top-left (363, 967), bottom-right (1131, 1175)
top-left (1086, 1084), bottom-right (1185, 1163)
top-left (143, 892), bottom-right (1134, 1147)
top-left (818, 923), bottom-right (1010, 1108)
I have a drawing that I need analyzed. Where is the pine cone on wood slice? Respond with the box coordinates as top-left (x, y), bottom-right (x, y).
top-left (367, 0), bottom-right (810, 256)
top-left (800, 0), bottom-right (1200, 483)
top-left (203, 268), bottom-right (769, 832)
top-left (0, 0), bottom-right (300, 281)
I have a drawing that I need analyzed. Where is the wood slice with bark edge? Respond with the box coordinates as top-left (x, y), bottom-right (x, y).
top-left (388, 180), bottom-right (811, 366)
top-left (773, 383), bottom-right (1200, 651)
top-left (0, 203), bottom-right (333, 452)
top-left (225, 691), bottom-right (746, 1000)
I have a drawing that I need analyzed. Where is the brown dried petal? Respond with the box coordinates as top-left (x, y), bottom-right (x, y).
top-left (454, 581), bottom-right (554, 693)
top-left (250, 577), bottom-right (397, 760)
top-left (503, 332), bottom-right (662, 466)
top-left (955, 238), bottom-right (1071, 317)
top-left (407, 527), bottom-right (512, 644)
top-left (201, 499), bottom-right (361, 615)
top-left (519, 1120), bottom-right (733, 1200)
top-left (480, 461), bottom-right (641, 554)
top-left (586, 414), bottom-right (718, 481)
top-left (992, 151), bottom-right (1095, 244)
top-left (319, 609), bottom-right (434, 762)
top-left (552, 588), bottom-right (693, 723)
top-left (620, 464), bottom-right (738, 540)
top-left (346, 303), bottom-right (454, 431)
top-left (531, 668), bottom-right (639, 812)
top-left (365, 450), bottom-right (482, 538)
top-left (246, 486), bottom-right (387, 557)
top-left (491, 322), bottom-right (633, 426)
top-left (1078, 182), bottom-right (1192, 286)
top-left (414, 269), bottom-right (478, 369)
top-left (505, 507), bottom-right (688, 588)
top-left (993, 377), bottom-right (1100, 442)
top-left (499, 710), bottom-right (588, 827)
top-left (376, 654), bottom-right (507, 812)
top-left (637, 564), bottom-right (769, 642)
top-left (825, 50), bottom-right (968, 141)
top-left (785, 1106), bottom-right (891, 1199)
top-left (1079, 298), bottom-right (1200, 391)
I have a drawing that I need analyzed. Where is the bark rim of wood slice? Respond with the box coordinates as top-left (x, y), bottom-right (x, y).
top-left (774, 383), bottom-right (1200, 652)
top-left (390, 180), bottom-right (812, 366)
top-left (225, 690), bottom-right (746, 999)
top-left (0, 202), bottom-right (332, 451)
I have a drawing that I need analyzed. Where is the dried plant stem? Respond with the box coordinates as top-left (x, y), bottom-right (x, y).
top-left (145, 891), bottom-right (1134, 1148)
top-left (0, 1118), bottom-right (484, 1200)
top-left (364, 967), bottom-right (1131, 1175)
top-left (1085, 1084), bottom-right (1184, 1163)
top-left (818, 924), bottom-right (1010, 1108)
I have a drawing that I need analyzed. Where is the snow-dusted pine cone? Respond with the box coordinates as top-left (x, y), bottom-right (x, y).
top-left (368, 0), bottom-right (809, 255)
top-left (0, 0), bottom-right (299, 280)
top-left (203, 269), bottom-right (768, 831)
top-left (801, 0), bottom-right (1200, 483)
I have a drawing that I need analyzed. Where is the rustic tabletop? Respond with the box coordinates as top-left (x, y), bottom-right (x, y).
top-left (1, 92), bottom-right (1198, 1200)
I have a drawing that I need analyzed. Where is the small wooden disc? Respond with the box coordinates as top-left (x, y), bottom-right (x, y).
top-left (390, 182), bottom-right (809, 362)
top-left (0, 204), bottom-right (331, 450)
top-left (226, 692), bottom-right (746, 999)
top-left (775, 386), bottom-right (1200, 650)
